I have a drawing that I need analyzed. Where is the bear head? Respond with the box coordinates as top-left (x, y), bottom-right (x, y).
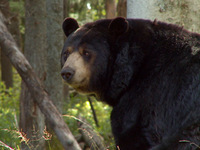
top-left (61, 17), bottom-right (132, 105)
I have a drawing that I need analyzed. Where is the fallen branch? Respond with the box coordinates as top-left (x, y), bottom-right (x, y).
top-left (77, 116), bottom-right (105, 150)
top-left (0, 11), bottom-right (81, 150)
top-left (88, 96), bottom-right (99, 127)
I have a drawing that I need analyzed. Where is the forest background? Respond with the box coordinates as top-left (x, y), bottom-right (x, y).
top-left (0, 0), bottom-right (200, 150)
top-left (1, 0), bottom-right (124, 149)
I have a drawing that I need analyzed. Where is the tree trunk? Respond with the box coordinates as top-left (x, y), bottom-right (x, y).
top-left (46, 0), bottom-right (63, 115)
top-left (127, 0), bottom-right (153, 19)
top-left (1, 49), bottom-right (13, 88)
top-left (63, 0), bottom-right (70, 99)
top-left (0, 0), bottom-right (13, 88)
top-left (45, 0), bottom-right (64, 148)
top-left (127, 0), bottom-right (200, 32)
top-left (0, 11), bottom-right (81, 150)
top-left (106, 0), bottom-right (116, 19)
top-left (20, 0), bottom-right (47, 149)
top-left (117, 0), bottom-right (127, 18)
top-left (64, 0), bottom-right (70, 18)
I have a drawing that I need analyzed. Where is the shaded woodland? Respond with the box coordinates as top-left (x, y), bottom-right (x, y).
top-left (1, 0), bottom-right (200, 150)
top-left (0, 0), bottom-right (125, 149)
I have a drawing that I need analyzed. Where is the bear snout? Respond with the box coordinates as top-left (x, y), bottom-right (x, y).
top-left (61, 67), bottom-right (75, 82)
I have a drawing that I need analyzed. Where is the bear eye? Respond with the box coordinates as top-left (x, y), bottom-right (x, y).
top-left (63, 50), bottom-right (70, 61)
top-left (82, 50), bottom-right (90, 57)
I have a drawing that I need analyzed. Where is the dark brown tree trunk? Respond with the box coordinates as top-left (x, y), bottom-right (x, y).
top-left (106, 0), bottom-right (116, 19)
top-left (20, 0), bottom-right (46, 149)
top-left (0, 10), bottom-right (81, 150)
top-left (117, 0), bottom-right (127, 18)
top-left (46, 0), bottom-right (63, 115)
top-left (45, 0), bottom-right (64, 148)
top-left (1, 50), bottom-right (13, 88)
top-left (63, 0), bottom-right (70, 99)
top-left (0, 0), bottom-right (13, 88)
top-left (64, 0), bottom-right (70, 18)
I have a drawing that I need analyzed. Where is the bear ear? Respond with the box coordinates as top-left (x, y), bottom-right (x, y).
top-left (62, 18), bottom-right (79, 37)
top-left (108, 17), bottom-right (129, 37)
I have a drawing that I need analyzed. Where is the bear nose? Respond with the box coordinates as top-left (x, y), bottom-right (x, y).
top-left (61, 67), bottom-right (75, 81)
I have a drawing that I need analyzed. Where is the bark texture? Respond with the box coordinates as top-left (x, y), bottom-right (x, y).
top-left (117, 0), bottom-right (127, 18)
top-left (45, 0), bottom-right (64, 148)
top-left (106, 0), bottom-right (116, 19)
top-left (20, 0), bottom-right (47, 149)
top-left (77, 116), bottom-right (105, 150)
top-left (127, 0), bottom-right (200, 32)
top-left (0, 11), bottom-right (81, 150)
top-left (46, 0), bottom-right (63, 113)
top-left (0, 0), bottom-right (13, 88)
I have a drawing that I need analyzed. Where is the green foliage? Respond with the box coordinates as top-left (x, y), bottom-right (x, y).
top-left (9, 0), bottom-right (25, 18)
top-left (62, 93), bottom-right (115, 149)
top-left (9, 0), bottom-right (25, 35)
top-left (0, 70), bottom-right (21, 149)
top-left (69, 0), bottom-right (106, 24)
top-left (3, 0), bottom-right (115, 149)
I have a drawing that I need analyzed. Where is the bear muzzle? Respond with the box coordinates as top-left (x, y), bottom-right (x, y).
top-left (61, 66), bottom-right (75, 82)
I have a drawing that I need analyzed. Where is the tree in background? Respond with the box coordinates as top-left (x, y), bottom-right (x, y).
top-left (46, 0), bottom-right (63, 114)
top-left (45, 0), bottom-right (64, 149)
top-left (1, 1), bottom-right (116, 149)
top-left (0, 0), bottom-right (13, 89)
top-left (64, 0), bottom-right (70, 18)
top-left (106, 0), bottom-right (116, 19)
top-left (4, 0), bottom-right (200, 149)
top-left (127, 0), bottom-right (200, 32)
top-left (117, 0), bottom-right (127, 17)
top-left (20, 0), bottom-right (46, 149)
top-left (0, 0), bottom-right (22, 89)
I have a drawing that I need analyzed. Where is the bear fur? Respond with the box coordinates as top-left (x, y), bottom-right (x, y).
top-left (61, 17), bottom-right (200, 150)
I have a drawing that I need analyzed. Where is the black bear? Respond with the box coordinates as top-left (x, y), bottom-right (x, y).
top-left (60, 17), bottom-right (200, 150)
